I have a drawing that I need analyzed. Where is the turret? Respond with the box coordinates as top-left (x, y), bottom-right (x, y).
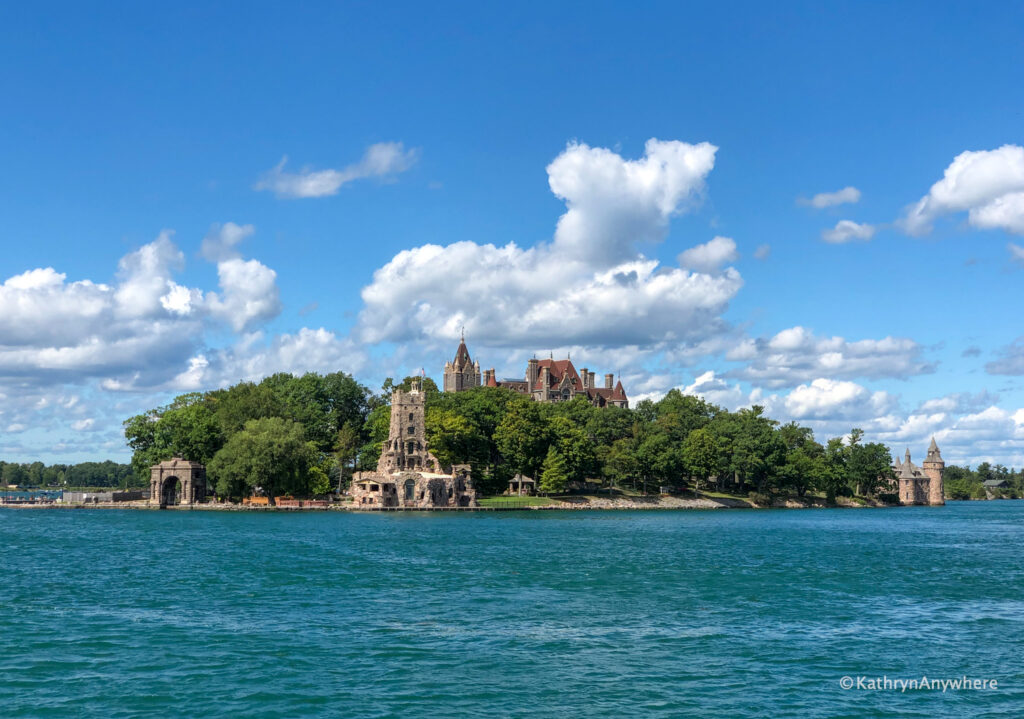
top-left (922, 436), bottom-right (945, 506)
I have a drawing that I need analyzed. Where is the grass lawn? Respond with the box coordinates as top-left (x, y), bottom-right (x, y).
top-left (477, 496), bottom-right (557, 507)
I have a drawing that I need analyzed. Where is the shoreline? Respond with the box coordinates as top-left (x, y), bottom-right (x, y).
top-left (0, 495), bottom-right (903, 512)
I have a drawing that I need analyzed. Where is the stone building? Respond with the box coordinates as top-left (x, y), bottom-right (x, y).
top-left (444, 338), bottom-right (628, 408)
top-left (442, 333), bottom-right (481, 393)
top-left (350, 379), bottom-right (477, 508)
top-left (890, 438), bottom-right (945, 506)
top-left (149, 457), bottom-right (207, 507)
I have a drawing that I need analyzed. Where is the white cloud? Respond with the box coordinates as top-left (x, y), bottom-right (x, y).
top-left (901, 145), bottom-right (1024, 235)
top-left (255, 142), bottom-right (419, 199)
top-left (724, 326), bottom-right (934, 388)
top-left (680, 370), bottom-right (759, 410)
top-left (753, 244), bottom-right (771, 260)
top-left (358, 138), bottom-right (738, 351)
top-left (986, 338), bottom-right (1024, 375)
top-left (206, 258), bottom-right (282, 332)
top-left (678, 236), bottom-right (738, 273)
top-left (1009, 242), bottom-right (1024, 264)
top-left (174, 328), bottom-right (367, 390)
top-left (71, 418), bottom-right (95, 431)
top-left (200, 222), bottom-right (255, 262)
top-left (547, 138), bottom-right (717, 265)
top-left (777, 378), bottom-right (895, 420)
top-left (821, 219), bottom-right (876, 244)
top-left (801, 186), bottom-right (861, 208)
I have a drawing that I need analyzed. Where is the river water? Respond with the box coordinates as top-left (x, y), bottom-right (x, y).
top-left (1, 502), bottom-right (1021, 717)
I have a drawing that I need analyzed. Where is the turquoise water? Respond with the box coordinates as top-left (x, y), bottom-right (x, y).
top-left (1, 503), bottom-right (1022, 718)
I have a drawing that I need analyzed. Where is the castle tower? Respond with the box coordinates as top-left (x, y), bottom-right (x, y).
top-left (378, 379), bottom-right (442, 474)
top-left (442, 332), bottom-right (481, 392)
top-left (922, 436), bottom-right (945, 506)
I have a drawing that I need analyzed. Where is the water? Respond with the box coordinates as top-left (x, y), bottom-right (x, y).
top-left (1, 503), bottom-right (1022, 718)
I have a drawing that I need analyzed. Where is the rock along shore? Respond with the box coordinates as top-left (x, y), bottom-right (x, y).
top-left (2, 495), bottom-right (890, 511)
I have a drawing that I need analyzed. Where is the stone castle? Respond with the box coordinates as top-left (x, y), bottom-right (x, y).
top-left (350, 378), bottom-right (477, 508)
top-left (890, 437), bottom-right (945, 506)
top-left (443, 335), bottom-right (628, 408)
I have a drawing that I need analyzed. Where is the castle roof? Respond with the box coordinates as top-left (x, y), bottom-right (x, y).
top-left (451, 339), bottom-right (474, 371)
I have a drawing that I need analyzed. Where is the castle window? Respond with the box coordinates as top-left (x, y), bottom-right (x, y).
top-left (408, 426), bottom-right (415, 434)
top-left (409, 412), bottom-right (414, 421)
top-left (404, 479), bottom-right (415, 500)
top-left (370, 484), bottom-right (379, 492)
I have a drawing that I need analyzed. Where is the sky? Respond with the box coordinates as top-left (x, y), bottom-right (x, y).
top-left (2, 1), bottom-right (1024, 468)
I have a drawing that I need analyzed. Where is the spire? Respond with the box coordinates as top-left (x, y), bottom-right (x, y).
top-left (900, 460), bottom-right (916, 480)
top-left (905, 448), bottom-right (912, 464)
top-left (929, 436), bottom-right (938, 451)
top-left (926, 436), bottom-right (943, 462)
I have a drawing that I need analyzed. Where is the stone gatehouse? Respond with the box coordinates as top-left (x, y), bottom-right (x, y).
top-left (149, 457), bottom-right (207, 507)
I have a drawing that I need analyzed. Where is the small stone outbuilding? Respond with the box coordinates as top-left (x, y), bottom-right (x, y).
top-left (150, 458), bottom-right (207, 507)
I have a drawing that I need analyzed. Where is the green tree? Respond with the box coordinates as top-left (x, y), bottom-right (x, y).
top-left (539, 446), bottom-right (569, 494)
top-left (494, 399), bottom-right (550, 480)
top-left (683, 427), bottom-right (722, 493)
top-left (333, 421), bottom-right (361, 494)
top-left (208, 417), bottom-right (316, 504)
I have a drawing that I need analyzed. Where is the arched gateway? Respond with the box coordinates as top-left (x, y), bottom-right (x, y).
top-left (150, 458), bottom-right (207, 508)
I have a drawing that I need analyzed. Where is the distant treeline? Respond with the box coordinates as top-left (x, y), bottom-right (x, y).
top-left (0, 460), bottom-right (135, 488)
top-left (123, 371), bottom-right (896, 503)
top-left (945, 464), bottom-right (1023, 500)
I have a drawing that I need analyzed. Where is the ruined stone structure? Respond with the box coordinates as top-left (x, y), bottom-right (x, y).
top-left (891, 438), bottom-right (945, 506)
top-left (445, 338), bottom-right (628, 408)
top-left (350, 379), bottom-right (477, 508)
top-left (149, 457), bottom-right (206, 507)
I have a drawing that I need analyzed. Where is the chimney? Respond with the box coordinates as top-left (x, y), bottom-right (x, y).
top-left (527, 357), bottom-right (539, 386)
top-left (483, 369), bottom-right (493, 385)
top-left (605, 373), bottom-right (614, 389)
top-left (581, 368), bottom-right (589, 388)
top-left (589, 371), bottom-right (596, 388)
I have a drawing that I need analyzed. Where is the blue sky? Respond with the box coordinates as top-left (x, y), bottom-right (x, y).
top-left (2, 2), bottom-right (1024, 467)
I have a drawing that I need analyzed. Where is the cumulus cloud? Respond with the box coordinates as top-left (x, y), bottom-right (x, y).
top-left (800, 186), bottom-right (861, 208)
top-left (723, 326), bottom-right (934, 388)
top-left (200, 222), bottom-right (255, 262)
top-left (821, 219), bottom-right (876, 244)
top-left (547, 138), bottom-right (717, 265)
top-left (255, 142), bottom-right (419, 199)
top-left (172, 328), bottom-right (367, 391)
top-left (901, 145), bottom-right (1024, 235)
top-left (678, 236), bottom-right (738, 273)
top-left (358, 138), bottom-right (737, 352)
top-left (774, 378), bottom-right (896, 420)
top-left (986, 338), bottom-right (1024, 375)
top-left (206, 258), bottom-right (282, 332)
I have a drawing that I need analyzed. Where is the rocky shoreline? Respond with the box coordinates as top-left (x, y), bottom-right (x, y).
top-left (2, 494), bottom-right (893, 511)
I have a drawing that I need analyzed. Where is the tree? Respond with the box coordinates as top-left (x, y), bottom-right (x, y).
top-left (683, 428), bottom-right (722, 493)
top-left (333, 422), bottom-right (361, 494)
top-left (208, 417), bottom-right (316, 504)
top-left (548, 416), bottom-right (597, 484)
top-left (819, 437), bottom-right (850, 504)
top-left (539, 446), bottom-right (569, 494)
top-left (494, 399), bottom-right (550, 480)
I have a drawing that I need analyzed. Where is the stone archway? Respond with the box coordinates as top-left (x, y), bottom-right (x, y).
top-left (150, 458), bottom-right (207, 508)
top-left (161, 476), bottom-right (182, 507)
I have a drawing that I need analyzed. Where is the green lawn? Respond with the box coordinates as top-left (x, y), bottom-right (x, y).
top-left (477, 496), bottom-right (557, 507)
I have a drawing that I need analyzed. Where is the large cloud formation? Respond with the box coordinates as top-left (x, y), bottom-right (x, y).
top-left (902, 145), bottom-right (1024, 236)
top-left (357, 139), bottom-right (741, 350)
